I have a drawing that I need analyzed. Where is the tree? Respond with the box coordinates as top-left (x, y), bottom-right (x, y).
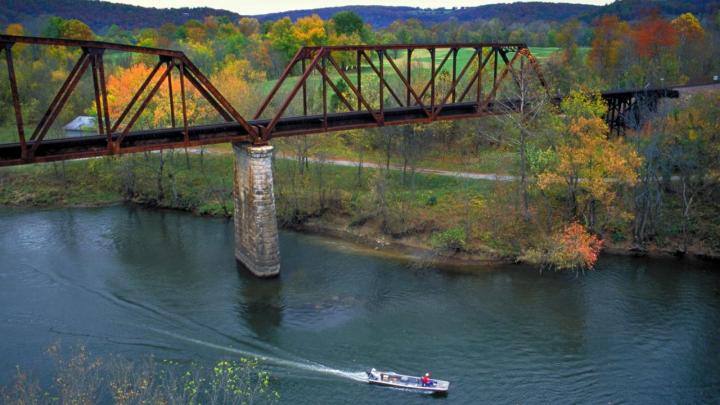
top-left (268, 17), bottom-right (299, 62)
top-left (238, 17), bottom-right (260, 37)
top-left (60, 19), bottom-right (95, 40)
top-left (493, 56), bottom-right (552, 221)
top-left (104, 63), bottom-right (212, 130)
top-left (332, 11), bottom-right (364, 37)
top-left (630, 13), bottom-right (679, 86)
top-left (210, 58), bottom-right (266, 116)
top-left (546, 20), bottom-right (595, 93)
top-left (521, 222), bottom-right (603, 272)
top-left (671, 13), bottom-right (706, 81)
top-left (588, 16), bottom-right (630, 86)
top-left (292, 15), bottom-right (328, 47)
top-left (5, 23), bottom-right (24, 36)
top-left (537, 90), bottom-right (641, 230)
top-left (556, 20), bottom-right (580, 64)
top-left (662, 94), bottom-right (720, 253)
top-left (41, 16), bottom-right (64, 38)
top-left (672, 12), bottom-right (704, 43)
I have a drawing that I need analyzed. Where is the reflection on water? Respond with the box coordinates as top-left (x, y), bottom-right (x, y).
top-left (0, 206), bottom-right (719, 404)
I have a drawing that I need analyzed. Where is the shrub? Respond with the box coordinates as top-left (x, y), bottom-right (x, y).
top-left (521, 222), bottom-right (603, 271)
top-left (430, 227), bottom-right (467, 251)
top-left (1, 344), bottom-right (279, 405)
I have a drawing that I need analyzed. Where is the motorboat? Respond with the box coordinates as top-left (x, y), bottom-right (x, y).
top-left (366, 368), bottom-right (449, 394)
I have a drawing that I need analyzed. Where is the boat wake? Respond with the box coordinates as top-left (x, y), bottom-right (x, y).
top-left (17, 263), bottom-right (368, 384)
top-left (148, 327), bottom-right (367, 383)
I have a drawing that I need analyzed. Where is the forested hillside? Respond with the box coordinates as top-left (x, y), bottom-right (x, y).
top-left (257, 3), bottom-right (598, 28)
top-left (583, 0), bottom-right (720, 22)
top-left (2, 0), bottom-right (598, 32)
top-left (3, 0), bottom-right (718, 34)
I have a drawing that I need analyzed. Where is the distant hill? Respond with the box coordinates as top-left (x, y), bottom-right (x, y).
top-left (256, 3), bottom-right (599, 28)
top-left (0, 0), bottom-right (598, 32)
top-left (1, 0), bottom-right (718, 34)
top-left (0, 0), bottom-right (241, 32)
top-left (583, 0), bottom-right (720, 22)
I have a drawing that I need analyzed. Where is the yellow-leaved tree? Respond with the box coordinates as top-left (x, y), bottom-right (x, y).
top-left (537, 90), bottom-right (641, 230)
top-left (210, 58), bottom-right (267, 117)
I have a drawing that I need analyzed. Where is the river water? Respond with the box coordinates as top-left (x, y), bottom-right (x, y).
top-left (1, 206), bottom-right (719, 404)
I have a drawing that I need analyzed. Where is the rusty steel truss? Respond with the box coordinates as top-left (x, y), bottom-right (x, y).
top-left (0, 35), bottom-right (256, 166)
top-left (0, 35), bottom-right (676, 167)
top-left (0, 35), bottom-right (550, 166)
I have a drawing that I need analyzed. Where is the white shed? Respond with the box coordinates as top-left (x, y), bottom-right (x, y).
top-left (64, 116), bottom-right (97, 131)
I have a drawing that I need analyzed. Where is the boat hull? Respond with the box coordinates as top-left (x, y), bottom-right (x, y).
top-left (366, 370), bottom-right (450, 394)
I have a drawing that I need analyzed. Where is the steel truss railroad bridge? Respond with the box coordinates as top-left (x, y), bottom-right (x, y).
top-left (0, 35), bottom-right (677, 167)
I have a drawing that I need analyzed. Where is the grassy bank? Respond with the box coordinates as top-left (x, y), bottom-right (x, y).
top-left (0, 150), bottom-right (524, 261)
top-left (1, 142), bottom-right (717, 264)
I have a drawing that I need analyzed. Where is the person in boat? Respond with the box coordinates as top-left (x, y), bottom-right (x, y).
top-left (421, 372), bottom-right (431, 386)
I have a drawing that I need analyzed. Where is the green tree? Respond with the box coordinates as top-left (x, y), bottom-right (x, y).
top-left (332, 11), bottom-right (364, 37)
top-left (60, 19), bottom-right (95, 40)
top-left (268, 17), bottom-right (299, 61)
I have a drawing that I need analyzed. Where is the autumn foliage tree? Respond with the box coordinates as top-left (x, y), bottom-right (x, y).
top-left (536, 90), bottom-right (641, 230)
top-left (630, 12), bottom-right (679, 85)
top-left (671, 12), bottom-right (706, 82)
top-left (588, 16), bottom-right (630, 84)
top-left (521, 222), bottom-right (604, 271)
top-left (103, 64), bottom-right (214, 129)
top-left (209, 58), bottom-right (266, 117)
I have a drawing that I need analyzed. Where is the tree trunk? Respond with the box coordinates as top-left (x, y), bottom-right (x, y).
top-left (156, 150), bottom-right (165, 202)
top-left (519, 129), bottom-right (530, 221)
top-left (385, 139), bottom-right (391, 174)
top-left (357, 152), bottom-right (363, 186)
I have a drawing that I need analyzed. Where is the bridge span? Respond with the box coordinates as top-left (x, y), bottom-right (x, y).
top-left (0, 35), bottom-right (678, 276)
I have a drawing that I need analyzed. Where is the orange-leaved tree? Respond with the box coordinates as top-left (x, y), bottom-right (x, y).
top-left (630, 12), bottom-right (679, 85)
top-left (521, 222), bottom-right (604, 271)
top-left (102, 63), bottom-right (215, 130)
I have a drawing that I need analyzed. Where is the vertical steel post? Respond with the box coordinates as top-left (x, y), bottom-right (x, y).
top-left (301, 57), bottom-right (308, 116)
top-left (167, 61), bottom-right (176, 128)
top-left (406, 48), bottom-right (412, 106)
top-left (493, 48), bottom-right (498, 89)
top-left (90, 51), bottom-right (105, 136)
top-left (356, 51), bottom-right (361, 111)
top-left (322, 53), bottom-right (327, 130)
top-left (430, 48), bottom-right (435, 110)
top-left (179, 62), bottom-right (189, 145)
top-left (97, 51), bottom-right (111, 139)
top-left (477, 47), bottom-right (482, 109)
top-left (451, 48), bottom-right (457, 103)
top-left (3, 43), bottom-right (27, 159)
top-left (378, 50), bottom-right (384, 122)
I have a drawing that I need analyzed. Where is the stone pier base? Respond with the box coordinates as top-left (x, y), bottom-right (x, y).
top-left (233, 143), bottom-right (280, 277)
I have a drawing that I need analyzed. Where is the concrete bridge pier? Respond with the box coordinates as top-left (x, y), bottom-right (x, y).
top-left (232, 143), bottom-right (280, 277)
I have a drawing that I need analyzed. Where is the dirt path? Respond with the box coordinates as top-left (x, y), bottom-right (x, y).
top-left (290, 156), bottom-right (518, 181)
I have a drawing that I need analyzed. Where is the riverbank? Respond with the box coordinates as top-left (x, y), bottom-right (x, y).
top-left (1, 151), bottom-right (717, 265)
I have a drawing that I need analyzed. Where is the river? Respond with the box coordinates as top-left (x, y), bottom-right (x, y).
top-left (1, 206), bottom-right (718, 403)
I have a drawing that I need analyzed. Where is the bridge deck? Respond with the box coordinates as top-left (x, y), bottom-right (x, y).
top-left (0, 101), bottom-right (516, 166)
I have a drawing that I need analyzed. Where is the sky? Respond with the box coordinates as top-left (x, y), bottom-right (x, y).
top-left (107, 0), bottom-right (612, 16)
